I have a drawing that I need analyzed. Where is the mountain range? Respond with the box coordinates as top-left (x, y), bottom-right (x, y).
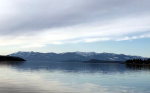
top-left (10, 51), bottom-right (146, 62)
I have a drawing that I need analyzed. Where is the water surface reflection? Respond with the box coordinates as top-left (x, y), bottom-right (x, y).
top-left (0, 61), bottom-right (150, 93)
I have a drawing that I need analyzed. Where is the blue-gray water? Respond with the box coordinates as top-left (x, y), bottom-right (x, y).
top-left (0, 61), bottom-right (150, 93)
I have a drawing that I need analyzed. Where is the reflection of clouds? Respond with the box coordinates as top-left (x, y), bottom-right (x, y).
top-left (0, 66), bottom-right (74, 93)
top-left (78, 83), bottom-right (140, 93)
top-left (0, 66), bottom-right (147, 93)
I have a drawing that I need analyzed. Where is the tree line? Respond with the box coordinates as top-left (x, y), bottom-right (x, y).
top-left (126, 59), bottom-right (150, 65)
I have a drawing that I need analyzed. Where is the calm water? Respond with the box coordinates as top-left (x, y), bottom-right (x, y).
top-left (0, 61), bottom-right (150, 93)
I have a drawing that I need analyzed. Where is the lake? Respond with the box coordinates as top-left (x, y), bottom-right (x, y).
top-left (0, 61), bottom-right (150, 93)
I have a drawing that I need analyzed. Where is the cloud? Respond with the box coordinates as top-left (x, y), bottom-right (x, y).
top-left (0, 0), bottom-right (150, 48)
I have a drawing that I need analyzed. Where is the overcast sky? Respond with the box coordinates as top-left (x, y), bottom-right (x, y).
top-left (0, 0), bottom-right (150, 56)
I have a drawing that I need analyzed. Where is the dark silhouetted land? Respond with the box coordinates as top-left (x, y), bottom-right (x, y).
top-left (125, 59), bottom-right (150, 69)
top-left (126, 59), bottom-right (150, 65)
top-left (0, 55), bottom-right (25, 61)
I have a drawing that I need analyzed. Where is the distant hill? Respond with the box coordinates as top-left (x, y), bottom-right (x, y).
top-left (0, 55), bottom-right (25, 61)
top-left (10, 51), bottom-right (146, 62)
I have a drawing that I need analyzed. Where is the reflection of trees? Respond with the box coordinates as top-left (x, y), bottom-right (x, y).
top-left (126, 59), bottom-right (150, 70)
top-left (0, 61), bottom-right (24, 66)
top-left (0, 56), bottom-right (25, 66)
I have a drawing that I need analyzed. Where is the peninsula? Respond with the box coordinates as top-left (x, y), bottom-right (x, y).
top-left (0, 55), bottom-right (25, 61)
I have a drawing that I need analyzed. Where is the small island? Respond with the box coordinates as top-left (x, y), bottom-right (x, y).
top-left (0, 55), bottom-right (25, 61)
